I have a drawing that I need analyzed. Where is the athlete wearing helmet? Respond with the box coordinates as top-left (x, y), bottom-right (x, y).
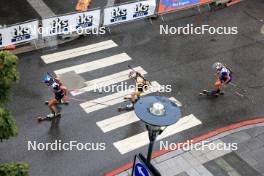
top-left (44, 74), bottom-right (68, 118)
top-left (125, 71), bottom-right (150, 106)
top-left (212, 62), bottom-right (233, 95)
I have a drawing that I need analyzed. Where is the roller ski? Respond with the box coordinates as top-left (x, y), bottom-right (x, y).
top-left (199, 90), bottom-right (224, 97)
top-left (118, 98), bottom-right (134, 112)
top-left (37, 113), bottom-right (61, 122)
top-left (44, 100), bottom-right (69, 105)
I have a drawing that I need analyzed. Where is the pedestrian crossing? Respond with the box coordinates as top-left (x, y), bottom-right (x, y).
top-left (71, 66), bottom-right (147, 96)
top-left (80, 81), bottom-right (161, 114)
top-left (41, 40), bottom-right (202, 155)
top-left (114, 114), bottom-right (201, 154)
top-left (54, 53), bottom-right (131, 75)
top-left (41, 40), bottom-right (118, 64)
top-left (96, 97), bottom-right (182, 133)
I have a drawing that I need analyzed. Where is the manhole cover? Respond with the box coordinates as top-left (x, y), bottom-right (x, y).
top-left (57, 71), bottom-right (86, 90)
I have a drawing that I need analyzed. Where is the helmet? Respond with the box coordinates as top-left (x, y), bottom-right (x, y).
top-left (129, 71), bottom-right (137, 79)
top-left (43, 73), bottom-right (53, 84)
top-left (212, 62), bottom-right (223, 70)
top-left (136, 77), bottom-right (145, 84)
top-left (51, 82), bottom-right (60, 90)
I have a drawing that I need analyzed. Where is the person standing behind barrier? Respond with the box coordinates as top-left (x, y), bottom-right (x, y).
top-left (75, 0), bottom-right (91, 12)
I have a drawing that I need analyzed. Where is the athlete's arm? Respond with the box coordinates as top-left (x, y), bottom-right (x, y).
top-left (60, 86), bottom-right (68, 102)
top-left (224, 74), bottom-right (230, 85)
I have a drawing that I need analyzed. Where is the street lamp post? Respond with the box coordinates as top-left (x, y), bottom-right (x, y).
top-left (134, 96), bottom-right (182, 166)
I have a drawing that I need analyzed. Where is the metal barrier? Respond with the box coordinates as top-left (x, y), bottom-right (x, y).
top-left (102, 0), bottom-right (157, 33)
top-left (0, 19), bottom-right (39, 49)
top-left (0, 0), bottom-right (233, 50)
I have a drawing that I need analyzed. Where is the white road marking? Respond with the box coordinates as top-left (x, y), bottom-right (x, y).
top-left (113, 114), bottom-right (202, 154)
top-left (71, 66), bottom-right (147, 96)
top-left (96, 97), bottom-right (182, 133)
top-left (54, 53), bottom-right (131, 75)
top-left (27, 0), bottom-right (55, 18)
top-left (80, 81), bottom-right (161, 114)
top-left (41, 40), bottom-right (118, 64)
top-left (97, 111), bottom-right (138, 133)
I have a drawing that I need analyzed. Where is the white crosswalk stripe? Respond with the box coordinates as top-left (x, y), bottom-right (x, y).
top-left (113, 114), bottom-right (202, 154)
top-left (71, 66), bottom-right (147, 96)
top-left (54, 53), bottom-right (131, 75)
top-left (80, 81), bottom-right (161, 114)
top-left (43, 40), bottom-right (201, 155)
top-left (41, 40), bottom-right (118, 64)
top-left (96, 97), bottom-right (182, 133)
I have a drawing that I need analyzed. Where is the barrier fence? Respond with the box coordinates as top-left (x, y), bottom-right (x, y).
top-left (0, 0), bottom-right (228, 49)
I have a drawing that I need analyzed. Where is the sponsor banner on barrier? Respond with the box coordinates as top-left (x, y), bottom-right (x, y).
top-left (158, 0), bottom-right (212, 14)
top-left (42, 9), bottom-right (101, 37)
top-left (103, 0), bottom-right (156, 26)
top-left (0, 20), bottom-right (38, 47)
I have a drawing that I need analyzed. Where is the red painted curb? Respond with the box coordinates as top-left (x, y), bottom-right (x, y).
top-left (105, 118), bottom-right (264, 176)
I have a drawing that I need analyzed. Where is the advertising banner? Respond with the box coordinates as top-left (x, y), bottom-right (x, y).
top-left (103, 0), bottom-right (156, 26)
top-left (0, 20), bottom-right (38, 47)
top-left (42, 9), bottom-right (101, 37)
top-left (158, 0), bottom-right (212, 14)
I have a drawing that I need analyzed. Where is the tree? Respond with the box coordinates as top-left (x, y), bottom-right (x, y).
top-left (0, 51), bottom-right (19, 141)
top-left (0, 163), bottom-right (29, 176)
top-left (0, 51), bottom-right (20, 105)
top-left (0, 51), bottom-right (29, 176)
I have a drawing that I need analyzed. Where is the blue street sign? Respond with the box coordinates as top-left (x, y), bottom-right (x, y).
top-left (134, 163), bottom-right (149, 176)
top-left (132, 155), bottom-right (152, 176)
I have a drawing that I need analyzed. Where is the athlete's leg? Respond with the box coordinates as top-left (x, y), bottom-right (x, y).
top-left (48, 99), bottom-right (59, 115)
top-left (211, 79), bottom-right (221, 95)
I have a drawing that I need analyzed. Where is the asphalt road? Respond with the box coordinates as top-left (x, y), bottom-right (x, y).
top-left (0, 0), bottom-right (264, 176)
top-left (0, 0), bottom-right (40, 25)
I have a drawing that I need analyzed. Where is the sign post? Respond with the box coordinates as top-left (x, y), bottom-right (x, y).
top-left (132, 154), bottom-right (161, 176)
top-left (133, 96), bottom-right (182, 174)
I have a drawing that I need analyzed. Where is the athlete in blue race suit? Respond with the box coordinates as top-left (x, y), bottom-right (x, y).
top-left (212, 62), bottom-right (232, 95)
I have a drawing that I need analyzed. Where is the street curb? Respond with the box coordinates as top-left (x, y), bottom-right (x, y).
top-left (105, 118), bottom-right (264, 176)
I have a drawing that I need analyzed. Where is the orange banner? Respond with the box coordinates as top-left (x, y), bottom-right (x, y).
top-left (158, 0), bottom-right (212, 14)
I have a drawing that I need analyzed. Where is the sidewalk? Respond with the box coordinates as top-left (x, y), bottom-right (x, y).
top-left (107, 119), bottom-right (264, 176)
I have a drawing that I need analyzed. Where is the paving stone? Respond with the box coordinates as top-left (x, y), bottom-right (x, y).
top-left (236, 142), bottom-right (251, 154)
top-left (221, 131), bottom-right (252, 144)
top-left (237, 152), bottom-right (258, 166)
top-left (175, 171), bottom-right (190, 176)
top-left (245, 138), bottom-right (264, 150)
top-left (246, 127), bottom-right (264, 137)
top-left (154, 149), bottom-right (184, 163)
top-left (192, 153), bottom-right (210, 164)
top-left (182, 152), bottom-right (201, 166)
top-left (257, 133), bottom-right (264, 142)
top-left (222, 152), bottom-right (261, 176)
top-left (156, 161), bottom-right (171, 174)
top-left (211, 149), bottom-right (230, 159)
top-left (254, 161), bottom-right (264, 174)
top-left (250, 148), bottom-right (264, 163)
top-left (159, 159), bottom-right (183, 176)
top-left (190, 148), bottom-right (204, 158)
top-left (186, 168), bottom-right (201, 176)
top-left (169, 155), bottom-right (191, 171)
top-left (193, 165), bottom-right (214, 176)
top-left (204, 159), bottom-right (230, 176)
